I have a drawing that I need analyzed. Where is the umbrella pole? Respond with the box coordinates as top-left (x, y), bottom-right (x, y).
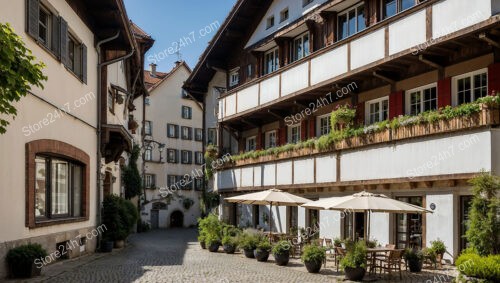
top-left (269, 203), bottom-right (273, 243)
top-left (366, 210), bottom-right (370, 243)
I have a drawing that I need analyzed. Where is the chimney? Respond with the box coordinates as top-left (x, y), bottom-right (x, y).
top-left (149, 63), bottom-right (157, 76)
top-left (174, 61), bottom-right (181, 67)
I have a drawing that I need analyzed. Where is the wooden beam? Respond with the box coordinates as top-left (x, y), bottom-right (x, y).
top-left (294, 101), bottom-right (309, 110)
top-left (267, 109), bottom-right (286, 120)
top-left (422, 181), bottom-right (434, 188)
top-left (373, 71), bottom-right (396, 85)
top-left (479, 33), bottom-right (500, 48)
top-left (419, 55), bottom-right (443, 70)
top-left (241, 119), bottom-right (259, 128)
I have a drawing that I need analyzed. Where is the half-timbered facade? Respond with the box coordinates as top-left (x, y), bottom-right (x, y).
top-left (184, 0), bottom-right (500, 262)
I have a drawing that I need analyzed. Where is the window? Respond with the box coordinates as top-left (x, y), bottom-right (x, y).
top-left (207, 128), bottom-right (217, 145)
top-left (167, 124), bottom-right (179, 138)
top-left (246, 136), bottom-right (256, 151)
top-left (181, 126), bottom-right (192, 140)
top-left (35, 155), bottom-right (83, 219)
top-left (338, 3), bottom-right (366, 40)
top-left (264, 48), bottom-right (279, 75)
top-left (38, 6), bottom-right (51, 46)
top-left (144, 147), bottom-right (153, 161)
top-left (181, 89), bottom-right (189, 99)
top-left (365, 97), bottom-right (389, 125)
top-left (406, 84), bottom-right (437, 115)
top-left (181, 150), bottom-right (192, 164)
top-left (67, 34), bottom-right (82, 77)
top-left (194, 128), bottom-right (203, 141)
top-left (167, 149), bottom-right (178, 163)
top-left (292, 33), bottom-right (310, 62)
top-left (167, 175), bottom-right (177, 188)
top-left (144, 121), bottom-right (152, 136)
top-left (318, 115), bottom-right (331, 136)
top-left (266, 15), bottom-right (275, 29)
top-left (396, 196), bottom-right (423, 249)
top-left (108, 89), bottom-right (115, 113)
top-left (453, 69), bottom-right (488, 105)
top-left (145, 174), bottom-right (156, 188)
top-left (383, 0), bottom-right (415, 19)
top-left (194, 178), bottom-right (203, 191)
top-left (265, 131), bottom-right (277, 149)
top-left (195, 152), bottom-right (204, 165)
top-left (303, 0), bottom-right (314, 7)
top-left (280, 8), bottom-right (289, 22)
top-left (289, 124), bottom-right (301, 144)
top-left (247, 64), bottom-right (253, 78)
top-left (229, 69), bottom-right (239, 87)
top-left (181, 106), bottom-right (192, 119)
top-left (145, 98), bottom-right (150, 105)
top-left (179, 175), bottom-right (193, 190)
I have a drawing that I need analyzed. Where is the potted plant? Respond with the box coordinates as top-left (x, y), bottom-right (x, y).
top-left (254, 240), bottom-right (272, 262)
top-left (100, 235), bottom-right (114, 253)
top-left (198, 234), bottom-right (207, 249)
top-left (404, 248), bottom-right (424, 272)
top-left (301, 244), bottom-right (326, 273)
top-left (331, 104), bottom-right (356, 131)
top-left (222, 235), bottom-right (237, 254)
top-left (430, 238), bottom-right (447, 267)
top-left (6, 244), bottom-right (47, 278)
top-left (272, 241), bottom-right (291, 266)
top-left (205, 234), bottom-right (221, 252)
top-left (239, 232), bottom-right (258, 258)
top-left (340, 241), bottom-right (367, 281)
top-left (333, 237), bottom-right (342, 247)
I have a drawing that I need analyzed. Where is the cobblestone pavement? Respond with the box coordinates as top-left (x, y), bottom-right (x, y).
top-left (12, 229), bottom-right (458, 283)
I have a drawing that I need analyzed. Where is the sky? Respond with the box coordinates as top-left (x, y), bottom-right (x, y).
top-left (124, 0), bottom-right (237, 73)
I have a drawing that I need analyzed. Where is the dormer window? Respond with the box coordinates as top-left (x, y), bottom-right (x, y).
top-left (264, 47), bottom-right (279, 75)
top-left (229, 68), bottom-right (240, 87)
top-left (280, 8), bottom-right (289, 23)
top-left (266, 15), bottom-right (275, 29)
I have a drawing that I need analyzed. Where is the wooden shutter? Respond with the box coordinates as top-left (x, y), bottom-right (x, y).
top-left (175, 125), bottom-right (179, 138)
top-left (256, 129), bottom-right (262, 150)
top-left (26, 0), bottom-right (39, 39)
top-left (60, 17), bottom-right (69, 67)
top-left (81, 43), bottom-right (87, 84)
top-left (356, 102), bottom-right (365, 126)
top-left (51, 16), bottom-right (60, 58)
top-left (175, 150), bottom-right (179, 163)
top-left (308, 118), bottom-right (316, 138)
top-left (278, 127), bottom-right (287, 146)
top-left (437, 77), bottom-right (452, 108)
top-left (389, 90), bottom-right (404, 119)
top-left (189, 151), bottom-right (193, 164)
top-left (488, 63), bottom-right (500, 96)
top-left (300, 120), bottom-right (307, 141)
top-left (188, 127), bottom-right (193, 140)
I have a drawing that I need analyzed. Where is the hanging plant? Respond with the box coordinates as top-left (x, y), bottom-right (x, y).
top-left (204, 144), bottom-right (219, 180)
top-left (122, 145), bottom-right (142, 199)
top-left (330, 104), bottom-right (356, 131)
top-left (183, 198), bottom-right (194, 210)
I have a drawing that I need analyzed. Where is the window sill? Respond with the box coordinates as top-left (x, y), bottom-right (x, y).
top-left (31, 217), bottom-right (88, 228)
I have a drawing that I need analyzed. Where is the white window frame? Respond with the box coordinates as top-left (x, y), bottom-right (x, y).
top-left (288, 124), bottom-right (301, 144)
top-left (229, 68), bottom-right (240, 87)
top-left (452, 68), bottom-right (488, 106)
top-left (144, 120), bottom-right (152, 136)
top-left (337, 2), bottom-right (366, 40)
top-left (365, 96), bottom-right (389, 125)
top-left (265, 130), bottom-right (277, 149)
top-left (195, 152), bottom-right (204, 165)
top-left (246, 136), bottom-right (257, 151)
top-left (405, 83), bottom-right (438, 115)
top-left (317, 114), bottom-right (331, 136)
top-left (264, 47), bottom-right (279, 75)
top-left (145, 174), bottom-right (155, 188)
top-left (292, 32), bottom-right (310, 62)
top-left (144, 147), bottom-right (153, 161)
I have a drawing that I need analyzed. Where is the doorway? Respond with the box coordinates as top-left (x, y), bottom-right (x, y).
top-left (150, 209), bottom-right (159, 229)
top-left (170, 210), bottom-right (184, 228)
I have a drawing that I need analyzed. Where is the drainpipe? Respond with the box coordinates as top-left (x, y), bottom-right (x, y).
top-left (95, 31), bottom-right (135, 251)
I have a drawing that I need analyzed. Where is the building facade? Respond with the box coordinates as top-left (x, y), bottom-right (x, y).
top-left (0, 0), bottom-right (150, 277)
top-left (141, 62), bottom-right (204, 228)
top-left (184, 0), bottom-right (500, 262)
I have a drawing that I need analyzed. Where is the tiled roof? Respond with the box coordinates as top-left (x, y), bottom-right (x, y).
top-left (144, 70), bottom-right (170, 91)
top-left (130, 20), bottom-right (152, 39)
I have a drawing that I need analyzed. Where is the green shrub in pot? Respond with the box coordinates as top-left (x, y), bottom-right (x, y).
top-left (404, 248), bottom-right (424, 272)
top-left (222, 235), bottom-right (237, 254)
top-left (6, 244), bottom-right (47, 278)
top-left (254, 240), bottom-right (272, 262)
top-left (340, 241), bottom-right (367, 281)
top-left (301, 244), bottom-right (326, 273)
top-left (272, 240), bottom-right (291, 266)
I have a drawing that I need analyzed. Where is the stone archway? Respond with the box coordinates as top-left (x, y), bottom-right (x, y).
top-left (170, 210), bottom-right (184, 228)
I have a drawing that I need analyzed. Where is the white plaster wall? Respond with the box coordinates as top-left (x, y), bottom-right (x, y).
top-left (432, 0), bottom-right (491, 39)
top-left (426, 193), bottom-right (455, 261)
top-left (311, 45), bottom-right (348, 86)
top-left (293, 158), bottom-right (314, 184)
top-left (241, 167), bottom-right (254, 187)
top-left (225, 94), bottom-right (237, 117)
top-left (298, 207), bottom-right (307, 231)
top-left (263, 163), bottom-right (276, 186)
top-left (341, 131), bottom-right (491, 181)
top-left (206, 71), bottom-right (226, 129)
top-left (266, 206), bottom-right (287, 233)
top-left (217, 170), bottom-right (238, 190)
top-left (276, 161), bottom-right (293, 185)
top-left (254, 165), bottom-right (263, 187)
top-left (316, 155), bottom-right (337, 183)
top-left (369, 213), bottom-right (390, 245)
top-left (281, 62), bottom-right (309, 96)
top-left (237, 84), bottom-right (259, 112)
top-left (319, 210), bottom-right (342, 240)
top-left (389, 10), bottom-right (426, 55)
top-left (260, 75), bottom-right (280, 105)
top-left (350, 29), bottom-right (385, 70)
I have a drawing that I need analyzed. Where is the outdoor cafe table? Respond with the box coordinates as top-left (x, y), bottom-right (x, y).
top-left (365, 247), bottom-right (400, 275)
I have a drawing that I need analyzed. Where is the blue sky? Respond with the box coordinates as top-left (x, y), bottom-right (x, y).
top-left (124, 0), bottom-right (237, 73)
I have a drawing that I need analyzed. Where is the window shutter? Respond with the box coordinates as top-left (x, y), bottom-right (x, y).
top-left (308, 119), bottom-right (316, 138)
top-left (256, 129), bottom-right (262, 150)
top-left (81, 43), bottom-right (87, 84)
top-left (175, 150), bottom-right (179, 163)
top-left (356, 102), bottom-right (365, 126)
top-left (189, 107), bottom-right (192, 119)
top-left (300, 120), bottom-right (307, 141)
top-left (437, 77), bottom-right (452, 108)
top-left (389, 90), bottom-right (404, 119)
top-left (278, 127), bottom-right (287, 146)
top-left (189, 128), bottom-right (193, 140)
top-left (26, 0), bottom-right (39, 39)
top-left (60, 18), bottom-right (69, 66)
top-left (488, 63), bottom-right (500, 96)
top-left (189, 151), bottom-right (192, 164)
top-left (175, 125), bottom-right (179, 138)
top-left (51, 16), bottom-right (61, 58)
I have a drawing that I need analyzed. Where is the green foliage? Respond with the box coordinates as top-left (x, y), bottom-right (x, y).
top-left (422, 247), bottom-right (437, 263)
top-left (465, 173), bottom-right (500, 256)
top-left (340, 241), bottom-right (367, 269)
top-left (137, 220), bottom-right (150, 233)
top-left (197, 214), bottom-right (223, 241)
top-left (366, 239), bottom-right (378, 248)
top-left (237, 229), bottom-right (262, 250)
top-left (333, 237), bottom-right (342, 247)
top-left (256, 240), bottom-right (272, 252)
top-left (101, 195), bottom-right (137, 241)
top-left (301, 244), bottom-right (326, 264)
top-left (200, 191), bottom-right (219, 216)
top-left (430, 238), bottom-right (447, 255)
top-left (456, 251), bottom-right (500, 281)
top-left (272, 240), bottom-right (291, 255)
top-left (122, 145), bottom-right (142, 199)
top-left (404, 248), bottom-right (424, 261)
top-left (0, 23), bottom-right (47, 134)
top-left (330, 104), bottom-right (356, 129)
top-left (222, 235), bottom-right (238, 247)
top-left (204, 233), bottom-right (221, 246)
top-left (6, 244), bottom-right (47, 267)
top-left (204, 145), bottom-right (218, 179)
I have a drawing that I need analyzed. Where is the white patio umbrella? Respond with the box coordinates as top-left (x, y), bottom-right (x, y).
top-left (302, 191), bottom-right (432, 241)
top-left (225, 189), bottom-right (311, 235)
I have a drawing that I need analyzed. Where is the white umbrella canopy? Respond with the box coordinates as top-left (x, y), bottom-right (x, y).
top-left (225, 189), bottom-right (311, 206)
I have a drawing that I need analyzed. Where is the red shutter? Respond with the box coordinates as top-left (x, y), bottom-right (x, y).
top-left (309, 118), bottom-right (316, 138)
top-left (356, 102), bottom-right (365, 126)
top-left (238, 138), bottom-right (245, 153)
top-left (301, 120), bottom-right (307, 141)
top-left (437, 77), bottom-right (452, 108)
top-left (278, 127), bottom-right (287, 145)
top-left (256, 129), bottom-right (262, 150)
top-left (488, 63), bottom-right (500, 96)
top-left (389, 90), bottom-right (404, 119)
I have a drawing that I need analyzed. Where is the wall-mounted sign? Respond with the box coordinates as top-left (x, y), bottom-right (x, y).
top-left (430, 203), bottom-right (436, 211)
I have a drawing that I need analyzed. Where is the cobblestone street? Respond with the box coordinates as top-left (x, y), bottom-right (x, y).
top-left (16, 229), bottom-right (458, 283)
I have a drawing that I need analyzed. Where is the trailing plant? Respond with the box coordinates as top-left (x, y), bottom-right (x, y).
top-left (200, 191), bottom-right (219, 216)
top-left (0, 23), bottom-right (47, 134)
top-left (340, 241), bottom-right (367, 269)
top-left (272, 241), bottom-right (291, 255)
top-left (122, 145), bottom-right (142, 199)
top-left (430, 238), bottom-right (447, 255)
top-left (465, 172), bottom-right (500, 256)
top-left (330, 104), bottom-right (356, 130)
top-left (301, 244), bottom-right (326, 264)
top-left (204, 145), bottom-right (218, 179)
